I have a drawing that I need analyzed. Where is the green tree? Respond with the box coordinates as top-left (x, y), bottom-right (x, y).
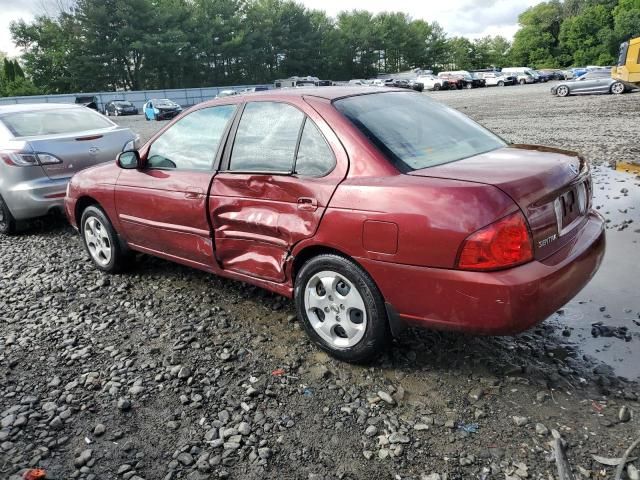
top-left (560, 4), bottom-right (617, 65)
top-left (613, 0), bottom-right (640, 43)
top-left (510, 1), bottom-right (564, 67)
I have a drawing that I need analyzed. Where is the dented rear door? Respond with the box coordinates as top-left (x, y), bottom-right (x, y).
top-left (210, 99), bottom-right (347, 283)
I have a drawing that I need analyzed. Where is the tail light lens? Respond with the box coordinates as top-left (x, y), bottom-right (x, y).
top-left (1, 151), bottom-right (62, 166)
top-left (457, 211), bottom-right (533, 271)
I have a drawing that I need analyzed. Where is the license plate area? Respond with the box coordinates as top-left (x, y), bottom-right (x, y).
top-left (554, 182), bottom-right (587, 236)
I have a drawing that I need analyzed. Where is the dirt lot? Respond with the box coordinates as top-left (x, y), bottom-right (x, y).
top-left (1, 83), bottom-right (639, 480)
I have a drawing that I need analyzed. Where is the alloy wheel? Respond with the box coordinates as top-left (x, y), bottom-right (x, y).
top-left (611, 82), bottom-right (624, 94)
top-left (557, 86), bottom-right (569, 97)
top-left (304, 270), bottom-right (367, 349)
top-left (84, 216), bottom-right (112, 267)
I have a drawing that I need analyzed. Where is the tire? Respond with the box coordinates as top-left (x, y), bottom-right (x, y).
top-left (0, 195), bottom-right (16, 235)
top-left (465, 83), bottom-right (473, 89)
top-left (80, 205), bottom-right (132, 273)
top-left (433, 84), bottom-right (441, 91)
top-left (294, 254), bottom-right (389, 363)
top-left (497, 81), bottom-right (504, 87)
top-left (556, 85), bottom-right (570, 97)
top-left (519, 79), bottom-right (526, 85)
top-left (611, 82), bottom-right (625, 95)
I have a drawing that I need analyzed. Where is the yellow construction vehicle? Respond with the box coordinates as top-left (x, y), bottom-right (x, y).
top-left (612, 37), bottom-right (640, 87)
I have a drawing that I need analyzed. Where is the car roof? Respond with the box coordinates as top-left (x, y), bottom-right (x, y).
top-left (200, 86), bottom-right (406, 106)
top-left (0, 103), bottom-right (85, 114)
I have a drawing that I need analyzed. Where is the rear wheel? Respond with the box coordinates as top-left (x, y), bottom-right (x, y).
top-left (81, 206), bottom-right (131, 273)
top-left (295, 254), bottom-right (389, 363)
top-left (433, 83), bottom-right (441, 91)
top-left (556, 85), bottom-right (570, 97)
top-left (519, 79), bottom-right (526, 85)
top-left (497, 81), bottom-right (504, 87)
top-left (611, 82), bottom-right (625, 95)
top-left (0, 195), bottom-right (16, 235)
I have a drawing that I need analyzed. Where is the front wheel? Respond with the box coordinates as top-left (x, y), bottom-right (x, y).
top-left (497, 81), bottom-right (504, 87)
top-left (295, 254), bottom-right (389, 363)
top-left (611, 82), bottom-right (625, 95)
top-left (556, 85), bottom-right (570, 97)
top-left (81, 206), bottom-right (132, 273)
top-left (433, 84), bottom-right (441, 91)
top-left (519, 79), bottom-right (526, 85)
top-left (0, 195), bottom-right (16, 235)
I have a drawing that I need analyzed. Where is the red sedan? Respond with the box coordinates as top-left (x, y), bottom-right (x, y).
top-left (65, 88), bottom-right (605, 362)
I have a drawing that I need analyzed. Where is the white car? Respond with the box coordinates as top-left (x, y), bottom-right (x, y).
top-left (415, 74), bottom-right (446, 91)
top-left (477, 72), bottom-right (511, 87)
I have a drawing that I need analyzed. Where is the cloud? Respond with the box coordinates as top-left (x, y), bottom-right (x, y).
top-left (0, 0), bottom-right (65, 56)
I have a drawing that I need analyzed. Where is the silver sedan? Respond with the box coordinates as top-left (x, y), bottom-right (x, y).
top-left (0, 104), bottom-right (137, 234)
top-left (551, 70), bottom-right (629, 96)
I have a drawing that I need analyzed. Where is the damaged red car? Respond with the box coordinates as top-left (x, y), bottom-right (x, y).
top-left (65, 88), bottom-right (605, 362)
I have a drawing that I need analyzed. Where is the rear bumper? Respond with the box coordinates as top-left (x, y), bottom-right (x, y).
top-left (359, 211), bottom-right (605, 335)
top-left (2, 176), bottom-right (70, 220)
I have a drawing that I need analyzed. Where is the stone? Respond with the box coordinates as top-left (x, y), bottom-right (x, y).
top-left (117, 398), bottom-right (132, 411)
top-left (377, 391), bottom-right (395, 405)
top-left (178, 367), bottom-right (192, 379)
top-left (512, 416), bottom-right (529, 426)
top-left (619, 406), bottom-right (632, 423)
top-left (535, 423), bottom-right (549, 436)
top-left (388, 432), bottom-right (410, 444)
top-left (365, 425), bottom-right (378, 437)
top-left (94, 424), bottom-right (106, 436)
top-left (177, 452), bottom-right (194, 466)
top-left (74, 449), bottom-right (92, 468)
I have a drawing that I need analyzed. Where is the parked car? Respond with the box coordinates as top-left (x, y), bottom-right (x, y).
top-left (65, 88), bottom-right (605, 362)
top-left (414, 74), bottom-right (448, 91)
top-left (143, 99), bottom-right (182, 121)
top-left (239, 86), bottom-right (269, 94)
top-left (216, 90), bottom-right (239, 98)
top-left (539, 69), bottom-right (566, 80)
top-left (532, 70), bottom-right (551, 82)
top-left (551, 70), bottom-right (628, 96)
top-left (502, 68), bottom-right (536, 85)
top-left (104, 100), bottom-right (139, 116)
top-left (476, 72), bottom-right (515, 86)
top-left (0, 103), bottom-right (137, 234)
top-left (437, 73), bottom-right (472, 89)
top-left (438, 71), bottom-right (479, 88)
top-left (468, 72), bottom-right (487, 87)
top-left (571, 67), bottom-right (588, 78)
top-left (75, 95), bottom-right (100, 111)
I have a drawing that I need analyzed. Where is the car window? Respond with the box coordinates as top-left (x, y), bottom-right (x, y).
top-left (0, 108), bottom-right (114, 137)
top-left (335, 92), bottom-right (506, 172)
top-left (147, 105), bottom-right (236, 170)
top-left (230, 102), bottom-right (304, 172)
top-left (295, 119), bottom-right (336, 176)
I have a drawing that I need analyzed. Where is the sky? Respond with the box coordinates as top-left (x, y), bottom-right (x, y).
top-left (0, 0), bottom-right (544, 58)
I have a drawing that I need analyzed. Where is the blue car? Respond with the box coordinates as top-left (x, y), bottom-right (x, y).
top-left (571, 67), bottom-right (588, 79)
top-left (143, 98), bottom-right (182, 121)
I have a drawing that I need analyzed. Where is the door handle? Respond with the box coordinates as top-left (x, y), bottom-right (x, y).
top-left (185, 187), bottom-right (204, 199)
top-left (297, 197), bottom-right (318, 211)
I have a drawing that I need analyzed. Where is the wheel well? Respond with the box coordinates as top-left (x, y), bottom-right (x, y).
top-left (292, 245), bottom-right (353, 282)
top-left (75, 196), bottom-right (99, 227)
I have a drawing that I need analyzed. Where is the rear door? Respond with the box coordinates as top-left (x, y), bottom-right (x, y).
top-left (114, 104), bottom-right (237, 268)
top-left (210, 99), bottom-right (347, 283)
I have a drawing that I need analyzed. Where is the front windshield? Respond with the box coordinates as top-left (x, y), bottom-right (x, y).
top-left (334, 92), bottom-right (506, 172)
top-left (115, 101), bottom-right (132, 107)
top-left (156, 99), bottom-right (175, 106)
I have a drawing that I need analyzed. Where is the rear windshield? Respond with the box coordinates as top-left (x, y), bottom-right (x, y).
top-left (334, 92), bottom-right (506, 172)
top-left (0, 108), bottom-right (113, 137)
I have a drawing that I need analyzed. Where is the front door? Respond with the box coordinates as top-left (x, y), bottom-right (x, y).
top-left (115, 104), bottom-right (237, 269)
top-left (210, 100), bottom-right (346, 282)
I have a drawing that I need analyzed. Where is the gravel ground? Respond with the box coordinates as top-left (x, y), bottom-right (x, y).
top-left (2, 84), bottom-right (640, 480)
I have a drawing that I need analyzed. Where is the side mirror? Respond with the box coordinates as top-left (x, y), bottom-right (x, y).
top-left (117, 150), bottom-right (141, 169)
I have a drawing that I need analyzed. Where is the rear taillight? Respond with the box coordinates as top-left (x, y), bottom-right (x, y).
top-left (1, 152), bottom-right (39, 166)
top-left (1, 152), bottom-right (62, 166)
top-left (457, 211), bottom-right (533, 271)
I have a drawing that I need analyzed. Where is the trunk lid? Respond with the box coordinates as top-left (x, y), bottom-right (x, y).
top-left (25, 127), bottom-right (135, 180)
top-left (409, 145), bottom-right (592, 260)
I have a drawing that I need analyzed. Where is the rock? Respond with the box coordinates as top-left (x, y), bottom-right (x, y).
top-left (1, 414), bottom-right (16, 428)
top-left (414, 423), bottom-right (430, 431)
top-left (512, 416), bottom-right (529, 427)
top-left (178, 366), bottom-right (192, 379)
top-left (177, 452), bottom-right (194, 466)
top-left (628, 464), bottom-right (640, 480)
top-left (309, 365), bottom-right (331, 381)
top-left (535, 391), bottom-right (550, 403)
top-left (421, 475), bottom-right (441, 480)
top-left (74, 449), bottom-right (92, 468)
top-left (388, 432), bottom-right (410, 444)
top-left (117, 398), bottom-right (132, 411)
top-left (619, 406), bottom-right (632, 422)
top-left (363, 450), bottom-right (374, 460)
top-left (238, 422), bottom-right (251, 436)
top-left (117, 465), bottom-right (132, 475)
top-left (468, 388), bottom-right (484, 402)
top-left (535, 423), bottom-right (549, 435)
top-left (377, 391), bottom-right (395, 405)
top-left (365, 425), bottom-right (378, 437)
top-left (258, 447), bottom-right (272, 459)
top-left (94, 424), bottom-right (106, 436)
top-left (49, 416), bottom-right (63, 430)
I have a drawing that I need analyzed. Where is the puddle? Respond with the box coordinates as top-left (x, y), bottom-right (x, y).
top-left (552, 165), bottom-right (640, 380)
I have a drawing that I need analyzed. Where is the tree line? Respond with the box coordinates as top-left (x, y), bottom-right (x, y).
top-left (2, 0), bottom-right (640, 97)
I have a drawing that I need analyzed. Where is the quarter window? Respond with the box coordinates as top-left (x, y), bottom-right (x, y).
top-left (230, 102), bottom-right (304, 172)
top-left (147, 105), bottom-right (236, 170)
top-left (295, 119), bottom-right (335, 176)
